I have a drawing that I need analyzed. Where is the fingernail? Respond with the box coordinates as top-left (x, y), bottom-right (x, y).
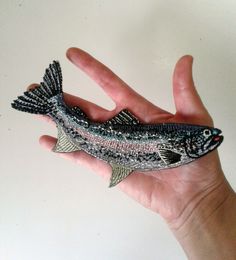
top-left (27, 83), bottom-right (39, 91)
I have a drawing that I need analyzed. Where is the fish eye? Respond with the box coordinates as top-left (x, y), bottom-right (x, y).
top-left (203, 129), bottom-right (211, 137)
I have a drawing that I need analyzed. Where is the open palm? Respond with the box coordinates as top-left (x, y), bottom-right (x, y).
top-left (38, 48), bottom-right (225, 227)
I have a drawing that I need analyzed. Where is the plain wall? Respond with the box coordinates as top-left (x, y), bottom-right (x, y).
top-left (1, 1), bottom-right (236, 259)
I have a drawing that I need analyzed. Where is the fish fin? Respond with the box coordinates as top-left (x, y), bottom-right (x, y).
top-left (53, 125), bottom-right (80, 153)
top-left (12, 61), bottom-right (63, 115)
top-left (158, 149), bottom-right (182, 165)
top-left (106, 109), bottom-right (139, 125)
top-left (109, 163), bottom-right (133, 188)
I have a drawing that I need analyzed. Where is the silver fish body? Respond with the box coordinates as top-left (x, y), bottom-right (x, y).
top-left (12, 61), bottom-right (224, 187)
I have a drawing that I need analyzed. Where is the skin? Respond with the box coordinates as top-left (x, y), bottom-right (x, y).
top-left (29, 48), bottom-right (236, 259)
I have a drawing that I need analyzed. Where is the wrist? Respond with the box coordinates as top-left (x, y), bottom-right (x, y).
top-left (168, 177), bottom-right (236, 259)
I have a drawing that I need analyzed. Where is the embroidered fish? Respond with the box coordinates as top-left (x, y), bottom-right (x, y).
top-left (11, 61), bottom-right (224, 187)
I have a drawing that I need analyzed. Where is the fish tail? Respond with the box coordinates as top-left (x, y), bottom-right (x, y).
top-left (11, 61), bottom-right (63, 115)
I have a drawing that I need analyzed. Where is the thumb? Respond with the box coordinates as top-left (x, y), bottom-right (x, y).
top-left (172, 55), bottom-right (212, 125)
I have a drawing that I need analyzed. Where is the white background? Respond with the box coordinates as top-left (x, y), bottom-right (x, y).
top-left (1, 1), bottom-right (236, 259)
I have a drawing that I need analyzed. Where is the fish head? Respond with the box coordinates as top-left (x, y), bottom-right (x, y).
top-left (184, 127), bottom-right (223, 158)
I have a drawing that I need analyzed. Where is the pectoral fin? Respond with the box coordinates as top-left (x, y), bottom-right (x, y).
top-left (158, 149), bottom-right (182, 165)
top-left (53, 125), bottom-right (80, 153)
top-left (109, 163), bottom-right (133, 188)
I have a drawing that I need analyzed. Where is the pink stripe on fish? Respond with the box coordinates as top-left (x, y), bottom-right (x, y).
top-left (76, 128), bottom-right (159, 154)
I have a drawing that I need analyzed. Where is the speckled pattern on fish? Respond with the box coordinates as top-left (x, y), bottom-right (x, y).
top-left (12, 61), bottom-right (224, 187)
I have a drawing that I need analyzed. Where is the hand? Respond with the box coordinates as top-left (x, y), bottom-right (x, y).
top-left (37, 48), bottom-right (232, 230)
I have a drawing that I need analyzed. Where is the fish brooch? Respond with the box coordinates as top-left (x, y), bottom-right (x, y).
top-left (12, 61), bottom-right (224, 187)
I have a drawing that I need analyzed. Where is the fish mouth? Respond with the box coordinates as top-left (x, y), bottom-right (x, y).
top-left (207, 130), bottom-right (224, 151)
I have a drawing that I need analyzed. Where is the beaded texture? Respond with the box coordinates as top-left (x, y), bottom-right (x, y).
top-left (12, 61), bottom-right (224, 187)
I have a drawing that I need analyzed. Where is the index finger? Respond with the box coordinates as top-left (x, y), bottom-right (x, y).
top-left (66, 47), bottom-right (135, 104)
top-left (66, 47), bottom-right (167, 115)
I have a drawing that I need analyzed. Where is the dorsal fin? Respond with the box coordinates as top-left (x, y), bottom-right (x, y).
top-left (105, 109), bottom-right (139, 125)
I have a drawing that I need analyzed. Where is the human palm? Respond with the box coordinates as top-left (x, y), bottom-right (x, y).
top-left (37, 48), bottom-right (225, 226)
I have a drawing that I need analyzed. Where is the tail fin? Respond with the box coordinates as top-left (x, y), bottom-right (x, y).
top-left (11, 61), bottom-right (63, 115)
